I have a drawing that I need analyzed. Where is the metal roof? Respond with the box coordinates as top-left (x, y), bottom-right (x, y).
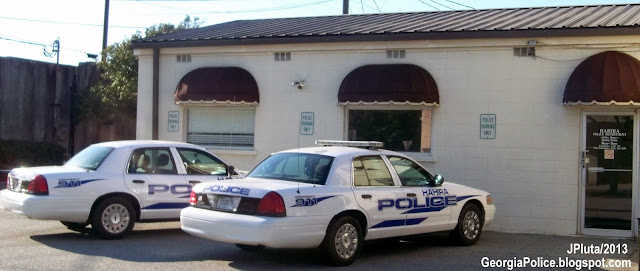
top-left (132, 4), bottom-right (640, 48)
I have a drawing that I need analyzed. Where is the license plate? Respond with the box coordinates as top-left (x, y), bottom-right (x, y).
top-left (215, 195), bottom-right (235, 211)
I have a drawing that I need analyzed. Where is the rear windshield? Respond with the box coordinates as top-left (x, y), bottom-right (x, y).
top-left (247, 153), bottom-right (334, 185)
top-left (65, 145), bottom-right (115, 170)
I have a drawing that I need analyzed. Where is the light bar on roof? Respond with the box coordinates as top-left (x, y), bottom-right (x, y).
top-left (315, 140), bottom-right (383, 148)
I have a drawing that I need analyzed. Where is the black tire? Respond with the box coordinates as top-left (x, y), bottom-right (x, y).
top-left (450, 204), bottom-right (484, 246)
top-left (235, 244), bottom-right (264, 251)
top-left (323, 216), bottom-right (363, 266)
top-left (60, 221), bottom-right (88, 232)
top-left (91, 197), bottom-right (136, 240)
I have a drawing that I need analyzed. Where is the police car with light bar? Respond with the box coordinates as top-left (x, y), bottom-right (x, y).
top-left (180, 140), bottom-right (495, 266)
top-left (0, 140), bottom-right (241, 239)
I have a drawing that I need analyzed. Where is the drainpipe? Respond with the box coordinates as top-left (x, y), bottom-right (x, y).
top-left (152, 47), bottom-right (159, 140)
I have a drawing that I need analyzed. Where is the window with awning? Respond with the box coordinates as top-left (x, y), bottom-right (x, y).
top-left (176, 67), bottom-right (259, 150)
top-left (338, 64), bottom-right (439, 105)
top-left (563, 51), bottom-right (640, 105)
top-left (174, 67), bottom-right (259, 104)
top-left (339, 64), bottom-right (439, 154)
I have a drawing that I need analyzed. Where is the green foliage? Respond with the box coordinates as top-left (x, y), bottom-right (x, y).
top-left (78, 15), bottom-right (203, 122)
top-left (0, 140), bottom-right (66, 169)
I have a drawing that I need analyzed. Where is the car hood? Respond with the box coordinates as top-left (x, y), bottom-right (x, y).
top-left (192, 177), bottom-right (315, 198)
top-left (9, 166), bottom-right (90, 180)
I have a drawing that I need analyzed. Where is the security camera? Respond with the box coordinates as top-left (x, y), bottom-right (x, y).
top-left (291, 80), bottom-right (305, 89)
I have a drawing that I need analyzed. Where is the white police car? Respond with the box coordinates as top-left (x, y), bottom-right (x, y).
top-left (0, 140), bottom-right (240, 239)
top-left (180, 140), bottom-right (495, 265)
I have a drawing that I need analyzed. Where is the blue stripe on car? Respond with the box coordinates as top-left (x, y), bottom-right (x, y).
top-left (371, 217), bottom-right (428, 228)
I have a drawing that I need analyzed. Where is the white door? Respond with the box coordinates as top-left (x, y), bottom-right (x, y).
top-left (124, 147), bottom-right (191, 220)
top-left (581, 112), bottom-right (637, 237)
top-left (385, 156), bottom-right (453, 235)
top-left (351, 155), bottom-right (407, 239)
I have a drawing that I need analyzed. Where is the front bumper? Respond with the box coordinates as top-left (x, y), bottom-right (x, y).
top-left (0, 189), bottom-right (90, 223)
top-left (180, 207), bottom-right (328, 248)
top-left (484, 204), bottom-right (496, 226)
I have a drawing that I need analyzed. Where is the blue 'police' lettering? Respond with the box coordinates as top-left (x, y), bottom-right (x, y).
top-left (378, 195), bottom-right (458, 211)
top-left (149, 184), bottom-right (193, 195)
top-left (202, 185), bottom-right (250, 196)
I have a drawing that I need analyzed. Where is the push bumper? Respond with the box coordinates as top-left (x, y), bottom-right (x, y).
top-left (180, 207), bottom-right (328, 248)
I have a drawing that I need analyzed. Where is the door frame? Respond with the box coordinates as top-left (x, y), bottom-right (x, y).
top-left (579, 110), bottom-right (638, 237)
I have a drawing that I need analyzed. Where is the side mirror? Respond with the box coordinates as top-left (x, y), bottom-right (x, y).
top-left (227, 165), bottom-right (235, 178)
top-left (434, 175), bottom-right (444, 186)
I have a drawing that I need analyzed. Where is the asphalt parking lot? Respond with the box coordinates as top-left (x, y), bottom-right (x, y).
top-left (0, 209), bottom-right (637, 271)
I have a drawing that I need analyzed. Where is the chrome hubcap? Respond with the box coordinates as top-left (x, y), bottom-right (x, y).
top-left (101, 203), bottom-right (130, 234)
top-left (462, 210), bottom-right (480, 240)
top-left (334, 223), bottom-right (358, 260)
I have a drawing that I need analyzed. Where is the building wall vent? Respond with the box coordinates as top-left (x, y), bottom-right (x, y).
top-left (177, 55), bottom-right (192, 63)
top-left (274, 52), bottom-right (291, 61)
top-left (513, 47), bottom-right (535, 57)
top-left (386, 50), bottom-right (406, 59)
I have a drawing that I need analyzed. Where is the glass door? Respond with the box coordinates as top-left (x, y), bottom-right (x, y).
top-left (582, 113), bottom-right (635, 237)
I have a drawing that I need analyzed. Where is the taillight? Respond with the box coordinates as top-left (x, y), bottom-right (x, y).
top-left (189, 191), bottom-right (197, 205)
top-left (27, 175), bottom-right (49, 195)
top-left (256, 191), bottom-right (286, 217)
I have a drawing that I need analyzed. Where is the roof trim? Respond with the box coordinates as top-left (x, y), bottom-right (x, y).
top-left (132, 26), bottom-right (640, 50)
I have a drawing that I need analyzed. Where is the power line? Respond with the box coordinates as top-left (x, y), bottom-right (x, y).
top-left (127, 0), bottom-right (334, 14)
top-left (417, 0), bottom-right (439, 11)
top-left (443, 0), bottom-right (474, 9)
top-left (0, 35), bottom-right (96, 56)
top-left (0, 16), bottom-right (146, 29)
top-left (429, 0), bottom-right (453, 10)
top-left (372, 0), bottom-right (381, 13)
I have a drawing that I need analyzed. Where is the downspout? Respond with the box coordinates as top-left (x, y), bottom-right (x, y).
top-left (152, 47), bottom-right (159, 140)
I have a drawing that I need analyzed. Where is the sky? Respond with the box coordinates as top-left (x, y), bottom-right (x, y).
top-left (0, 0), bottom-right (637, 66)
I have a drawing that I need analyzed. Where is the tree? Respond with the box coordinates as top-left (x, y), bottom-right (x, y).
top-left (77, 16), bottom-right (202, 122)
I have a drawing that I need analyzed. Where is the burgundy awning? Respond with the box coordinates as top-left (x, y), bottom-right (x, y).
top-left (174, 67), bottom-right (259, 104)
top-left (563, 51), bottom-right (640, 105)
top-left (338, 64), bottom-right (439, 105)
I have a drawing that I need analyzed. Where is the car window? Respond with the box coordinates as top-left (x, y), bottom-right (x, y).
top-left (388, 156), bottom-right (434, 186)
top-left (127, 147), bottom-right (177, 175)
top-left (247, 153), bottom-right (334, 185)
top-left (353, 156), bottom-right (395, 187)
top-left (65, 145), bottom-right (114, 170)
top-left (177, 148), bottom-right (227, 175)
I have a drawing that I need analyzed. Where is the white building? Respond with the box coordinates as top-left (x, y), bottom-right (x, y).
top-left (132, 4), bottom-right (640, 237)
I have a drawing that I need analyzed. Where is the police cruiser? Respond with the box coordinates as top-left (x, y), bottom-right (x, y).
top-left (180, 140), bottom-right (495, 266)
top-left (0, 140), bottom-right (240, 239)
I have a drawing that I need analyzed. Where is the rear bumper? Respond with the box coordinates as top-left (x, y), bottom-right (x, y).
top-left (180, 207), bottom-right (328, 248)
top-left (0, 189), bottom-right (90, 223)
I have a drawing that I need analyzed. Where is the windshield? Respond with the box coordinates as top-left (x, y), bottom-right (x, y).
top-left (247, 153), bottom-right (334, 185)
top-left (64, 145), bottom-right (114, 170)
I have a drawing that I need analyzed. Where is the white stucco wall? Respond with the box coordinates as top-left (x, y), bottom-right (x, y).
top-left (134, 36), bottom-right (640, 236)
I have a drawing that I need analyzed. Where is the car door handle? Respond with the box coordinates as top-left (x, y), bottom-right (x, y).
top-left (361, 194), bottom-right (372, 199)
top-left (132, 180), bottom-right (145, 184)
top-left (407, 193), bottom-right (416, 197)
top-left (188, 180), bottom-right (201, 185)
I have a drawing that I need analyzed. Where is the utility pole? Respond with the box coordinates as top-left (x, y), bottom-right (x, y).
top-left (102, 0), bottom-right (109, 62)
top-left (343, 0), bottom-right (348, 14)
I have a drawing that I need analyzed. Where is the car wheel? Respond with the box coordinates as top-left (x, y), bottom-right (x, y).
top-left (450, 203), bottom-right (484, 246)
top-left (323, 216), bottom-right (363, 266)
top-left (235, 244), bottom-right (265, 251)
top-left (91, 197), bottom-right (136, 240)
top-left (60, 221), bottom-right (88, 232)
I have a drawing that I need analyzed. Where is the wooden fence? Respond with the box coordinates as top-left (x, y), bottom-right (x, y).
top-left (0, 57), bottom-right (135, 156)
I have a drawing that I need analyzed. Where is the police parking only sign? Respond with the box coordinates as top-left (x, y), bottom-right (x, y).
top-left (300, 112), bottom-right (314, 135)
top-left (480, 114), bottom-right (496, 139)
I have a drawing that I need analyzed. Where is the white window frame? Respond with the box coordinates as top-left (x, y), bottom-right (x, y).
top-left (184, 105), bottom-right (256, 151)
top-left (343, 105), bottom-right (436, 162)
